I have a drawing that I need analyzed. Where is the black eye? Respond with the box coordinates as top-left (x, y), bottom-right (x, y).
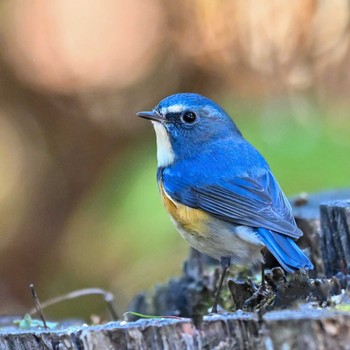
top-left (182, 111), bottom-right (197, 124)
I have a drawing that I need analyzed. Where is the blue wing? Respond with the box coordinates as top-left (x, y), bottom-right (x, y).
top-left (162, 165), bottom-right (302, 240)
top-left (160, 138), bottom-right (313, 270)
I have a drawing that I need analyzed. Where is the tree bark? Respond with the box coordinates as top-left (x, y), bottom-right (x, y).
top-left (290, 189), bottom-right (350, 276)
top-left (1, 310), bottom-right (350, 350)
top-left (320, 200), bottom-right (350, 277)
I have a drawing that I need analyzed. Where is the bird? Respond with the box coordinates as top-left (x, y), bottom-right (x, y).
top-left (137, 93), bottom-right (313, 313)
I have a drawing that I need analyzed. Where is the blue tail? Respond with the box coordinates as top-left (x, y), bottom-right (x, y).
top-left (257, 228), bottom-right (314, 273)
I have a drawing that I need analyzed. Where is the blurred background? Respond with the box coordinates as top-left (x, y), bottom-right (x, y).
top-left (0, 0), bottom-right (349, 319)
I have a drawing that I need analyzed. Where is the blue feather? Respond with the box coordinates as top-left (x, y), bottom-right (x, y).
top-left (161, 137), bottom-right (303, 240)
top-left (257, 228), bottom-right (313, 272)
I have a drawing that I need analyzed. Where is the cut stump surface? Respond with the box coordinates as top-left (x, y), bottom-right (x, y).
top-left (1, 310), bottom-right (350, 350)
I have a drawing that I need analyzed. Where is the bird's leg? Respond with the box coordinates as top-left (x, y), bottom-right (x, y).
top-left (211, 256), bottom-right (231, 313)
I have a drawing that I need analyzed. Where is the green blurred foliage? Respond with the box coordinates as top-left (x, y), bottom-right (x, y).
top-left (224, 97), bottom-right (350, 193)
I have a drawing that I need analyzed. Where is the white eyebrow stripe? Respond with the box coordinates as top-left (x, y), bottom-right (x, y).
top-left (162, 104), bottom-right (184, 114)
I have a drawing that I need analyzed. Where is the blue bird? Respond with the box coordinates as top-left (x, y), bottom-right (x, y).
top-left (137, 93), bottom-right (313, 312)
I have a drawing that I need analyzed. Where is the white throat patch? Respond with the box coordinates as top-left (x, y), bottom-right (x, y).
top-left (152, 122), bottom-right (175, 167)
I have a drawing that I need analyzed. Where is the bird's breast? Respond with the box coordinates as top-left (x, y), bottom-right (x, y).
top-left (158, 182), bottom-right (209, 235)
top-left (158, 180), bottom-right (263, 263)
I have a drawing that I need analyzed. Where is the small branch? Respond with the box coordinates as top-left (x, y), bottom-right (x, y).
top-left (29, 284), bottom-right (47, 329)
top-left (28, 288), bottom-right (119, 321)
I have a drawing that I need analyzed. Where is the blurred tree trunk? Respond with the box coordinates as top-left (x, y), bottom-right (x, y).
top-left (0, 15), bottom-right (212, 313)
top-left (0, 64), bottom-right (123, 311)
top-left (0, 49), bottom-right (205, 312)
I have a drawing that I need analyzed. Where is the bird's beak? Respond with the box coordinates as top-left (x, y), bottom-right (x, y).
top-left (136, 110), bottom-right (164, 123)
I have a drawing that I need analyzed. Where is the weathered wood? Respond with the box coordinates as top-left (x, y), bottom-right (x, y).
top-left (290, 188), bottom-right (350, 276)
top-left (320, 200), bottom-right (350, 277)
top-left (0, 310), bottom-right (350, 350)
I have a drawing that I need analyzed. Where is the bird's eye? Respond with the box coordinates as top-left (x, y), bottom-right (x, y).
top-left (182, 111), bottom-right (197, 124)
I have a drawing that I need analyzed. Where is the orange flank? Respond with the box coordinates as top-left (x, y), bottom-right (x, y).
top-left (159, 182), bottom-right (209, 235)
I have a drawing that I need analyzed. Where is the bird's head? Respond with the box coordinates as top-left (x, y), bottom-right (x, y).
top-left (137, 93), bottom-right (242, 167)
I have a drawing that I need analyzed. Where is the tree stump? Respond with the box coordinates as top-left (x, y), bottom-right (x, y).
top-left (290, 188), bottom-right (350, 276)
top-left (320, 200), bottom-right (350, 277)
top-left (1, 310), bottom-right (350, 349)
